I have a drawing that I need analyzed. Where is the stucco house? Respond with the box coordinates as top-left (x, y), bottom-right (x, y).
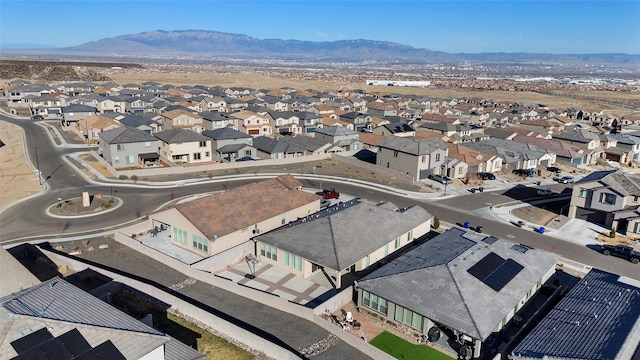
top-left (462, 138), bottom-right (556, 171)
top-left (314, 126), bottom-right (362, 151)
top-left (357, 228), bottom-right (559, 359)
top-left (254, 199), bottom-right (433, 288)
top-left (61, 104), bottom-right (97, 126)
top-left (568, 170), bottom-right (640, 235)
top-left (77, 114), bottom-right (122, 143)
top-left (377, 137), bottom-right (449, 180)
top-left (148, 175), bottom-right (321, 259)
top-left (154, 128), bottom-right (213, 164)
top-left (98, 127), bottom-right (159, 169)
top-left (202, 127), bottom-right (255, 161)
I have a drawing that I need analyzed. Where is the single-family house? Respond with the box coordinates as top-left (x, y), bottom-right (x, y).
top-left (253, 136), bottom-right (304, 159)
top-left (357, 228), bottom-right (559, 359)
top-left (198, 96), bottom-right (227, 112)
top-left (233, 110), bottom-right (273, 137)
top-left (377, 137), bottom-right (448, 180)
top-left (154, 128), bottom-right (213, 164)
top-left (339, 112), bottom-right (372, 132)
top-left (448, 144), bottom-right (503, 176)
top-left (254, 199), bottom-right (432, 288)
top-left (98, 127), bottom-right (160, 168)
top-left (161, 109), bottom-right (204, 132)
top-left (200, 111), bottom-right (237, 131)
top-left (278, 135), bottom-right (342, 155)
top-left (511, 269), bottom-right (640, 360)
top-left (367, 102), bottom-right (397, 117)
top-left (372, 122), bottom-right (416, 137)
top-left (77, 114), bottom-right (122, 143)
top-left (61, 104), bottom-right (97, 126)
top-left (511, 135), bottom-right (595, 166)
top-left (148, 175), bottom-right (321, 258)
top-left (603, 133), bottom-right (640, 164)
top-left (314, 126), bottom-right (362, 151)
top-left (568, 170), bottom-right (640, 235)
top-left (118, 113), bottom-right (163, 134)
top-left (202, 127), bottom-right (255, 161)
top-left (462, 138), bottom-right (556, 171)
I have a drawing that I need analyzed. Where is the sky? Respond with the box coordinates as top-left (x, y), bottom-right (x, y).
top-left (1, 0), bottom-right (639, 54)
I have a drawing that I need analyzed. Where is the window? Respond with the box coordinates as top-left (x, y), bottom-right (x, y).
top-left (394, 238), bottom-right (401, 249)
top-left (116, 144), bottom-right (126, 151)
top-left (113, 157), bottom-right (120, 163)
top-left (199, 141), bottom-right (206, 147)
top-left (191, 234), bottom-right (208, 252)
top-left (600, 193), bottom-right (617, 205)
top-left (260, 243), bottom-right (278, 261)
top-left (362, 290), bottom-right (388, 315)
top-left (407, 230), bottom-right (413, 242)
top-left (579, 188), bottom-right (588, 198)
top-left (421, 155), bottom-right (427, 163)
top-left (395, 305), bottom-right (423, 331)
top-left (435, 153), bottom-right (441, 161)
top-left (193, 153), bottom-right (201, 160)
top-left (205, 151), bottom-right (210, 157)
top-left (384, 244), bottom-right (389, 256)
top-left (172, 227), bottom-right (188, 245)
top-left (393, 150), bottom-right (399, 158)
top-left (284, 252), bottom-right (301, 271)
top-left (244, 150), bottom-right (252, 156)
top-left (144, 141), bottom-right (151, 147)
top-left (281, 214), bottom-right (286, 225)
top-left (125, 155), bottom-right (135, 164)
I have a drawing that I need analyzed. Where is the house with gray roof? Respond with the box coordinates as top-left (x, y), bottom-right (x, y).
top-left (253, 136), bottom-right (304, 159)
top-left (155, 128), bottom-right (213, 164)
top-left (604, 133), bottom-right (640, 164)
top-left (98, 127), bottom-right (160, 169)
top-left (254, 199), bottom-right (432, 288)
top-left (377, 137), bottom-right (449, 180)
top-left (61, 104), bottom-right (97, 126)
top-left (568, 170), bottom-right (640, 234)
top-left (0, 277), bottom-right (204, 360)
top-left (462, 138), bottom-right (556, 171)
top-left (118, 113), bottom-right (163, 134)
top-left (372, 122), bottom-right (416, 137)
top-left (357, 227), bottom-right (559, 359)
top-left (202, 127), bottom-right (255, 161)
top-left (339, 112), bottom-right (372, 132)
top-left (278, 135), bottom-right (342, 155)
top-left (510, 269), bottom-right (640, 360)
top-left (314, 126), bottom-right (362, 151)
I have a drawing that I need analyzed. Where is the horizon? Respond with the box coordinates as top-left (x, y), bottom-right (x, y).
top-left (1, 1), bottom-right (639, 55)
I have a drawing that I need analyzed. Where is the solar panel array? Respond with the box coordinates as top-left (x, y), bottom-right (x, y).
top-left (10, 328), bottom-right (125, 360)
top-left (467, 252), bottom-right (524, 291)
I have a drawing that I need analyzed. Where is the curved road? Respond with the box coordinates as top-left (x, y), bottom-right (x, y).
top-left (2, 115), bottom-right (638, 282)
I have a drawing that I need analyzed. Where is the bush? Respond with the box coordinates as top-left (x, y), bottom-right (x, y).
top-left (432, 216), bottom-right (440, 229)
top-left (131, 234), bottom-right (137, 239)
top-left (130, 175), bottom-right (139, 183)
top-left (118, 175), bottom-right (128, 180)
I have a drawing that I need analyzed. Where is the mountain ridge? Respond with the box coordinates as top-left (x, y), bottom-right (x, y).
top-left (3, 30), bottom-right (639, 65)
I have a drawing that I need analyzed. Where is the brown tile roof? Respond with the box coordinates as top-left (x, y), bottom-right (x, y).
top-left (175, 175), bottom-right (319, 239)
top-left (413, 130), bottom-right (450, 141)
top-left (163, 109), bottom-right (198, 119)
top-left (78, 114), bottom-right (120, 130)
top-left (421, 114), bottom-right (458, 123)
top-left (322, 117), bottom-right (352, 127)
top-left (359, 133), bottom-right (387, 146)
top-left (447, 144), bottom-right (495, 166)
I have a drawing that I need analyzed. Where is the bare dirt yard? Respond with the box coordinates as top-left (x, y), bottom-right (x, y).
top-left (0, 121), bottom-right (43, 208)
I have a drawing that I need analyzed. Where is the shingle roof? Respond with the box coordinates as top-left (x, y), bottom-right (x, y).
top-left (202, 127), bottom-right (252, 140)
top-left (62, 104), bottom-right (96, 113)
top-left (315, 126), bottom-right (358, 136)
top-left (278, 135), bottom-right (331, 152)
top-left (174, 175), bottom-right (319, 239)
top-left (255, 200), bottom-right (432, 270)
top-left (99, 127), bottom-right (157, 144)
top-left (253, 136), bottom-right (303, 154)
top-left (118, 114), bottom-right (158, 128)
top-left (512, 269), bottom-right (640, 360)
top-left (154, 129), bottom-right (209, 144)
top-left (378, 137), bottom-right (447, 155)
top-left (0, 247), bottom-right (40, 297)
top-left (358, 228), bottom-right (560, 340)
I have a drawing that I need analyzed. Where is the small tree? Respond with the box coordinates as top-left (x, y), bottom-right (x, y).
top-left (130, 175), bottom-right (139, 183)
top-left (432, 216), bottom-right (440, 230)
top-left (610, 227), bottom-right (617, 239)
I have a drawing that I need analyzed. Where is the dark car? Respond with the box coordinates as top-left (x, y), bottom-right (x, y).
top-left (600, 244), bottom-right (640, 264)
top-left (318, 188), bottom-right (340, 199)
top-left (477, 172), bottom-right (496, 180)
top-left (235, 156), bottom-right (255, 162)
top-left (513, 169), bottom-right (537, 177)
top-left (546, 166), bottom-right (561, 174)
top-left (31, 115), bottom-right (44, 120)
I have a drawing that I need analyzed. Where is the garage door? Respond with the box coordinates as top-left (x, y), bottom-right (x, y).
top-left (574, 207), bottom-right (608, 225)
top-left (419, 169), bottom-right (434, 180)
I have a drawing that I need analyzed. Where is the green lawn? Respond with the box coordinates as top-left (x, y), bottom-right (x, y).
top-left (370, 331), bottom-right (454, 360)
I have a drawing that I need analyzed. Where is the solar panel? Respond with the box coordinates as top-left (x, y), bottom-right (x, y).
top-left (10, 328), bottom-right (53, 354)
top-left (467, 253), bottom-right (524, 291)
top-left (467, 252), bottom-right (505, 280)
top-left (511, 244), bottom-right (534, 253)
top-left (484, 259), bottom-right (524, 291)
top-left (482, 236), bottom-right (498, 245)
top-left (57, 329), bottom-right (92, 356)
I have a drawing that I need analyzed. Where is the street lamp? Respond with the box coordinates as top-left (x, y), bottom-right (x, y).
top-left (34, 146), bottom-right (42, 185)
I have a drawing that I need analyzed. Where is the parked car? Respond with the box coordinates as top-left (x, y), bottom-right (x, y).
top-left (600, 244), bottom-right (640, 264)
top-left (513, 169), bottom-right (537, 177)
top-left (318, 188), bottom-right (340, 199)
top-left (320, 199), bottom-right (331, 208)
top-left (428, 174), bottom-right (452, 184)
top-left (235, 156), bottom-right (255, 162)
top-left (536, 188), bottom-right (553, 196)
top-left (557, 176), bottom-right (575, 184)
top-left (546, 166), bottom-right (561, 174)
top-left (31, 115), bottom-right (44, 120)
top-left (477, 172), bottom-right (496, 180)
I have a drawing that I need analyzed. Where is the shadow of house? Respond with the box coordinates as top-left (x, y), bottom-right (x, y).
top-left (7, 243), bottom-right (61, 282)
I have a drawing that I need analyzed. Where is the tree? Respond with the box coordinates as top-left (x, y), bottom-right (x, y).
top-left (432, 216), bottom-right (440, 230)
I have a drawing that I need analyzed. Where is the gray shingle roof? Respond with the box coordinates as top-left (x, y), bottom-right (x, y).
top-left (216, 143), bottom-right (252, 154)
top-left (154, 129), bottom-right (209, 144)
top-left (512, 269), bottom-right (640, 360)
top-left (378, 137), bottom-right (447, 155)
top-left (253, 136), bottom-right (303, 154)
top-left (463, 138), bottom-right (549, 163)
top-left (62, 104), bottom-right (96, 113)
top-left (0, 247), bottom-right (40, 297)
top-left (255, 200), bottom-right (432, 270)
top-left (315, 126), bottom-right (358, 136)
top-left (202, 127), bottom-right (251, 140)
top-left (99, 127), bottom-right (157, 144)
top-left (118, 114), bottom-right (159, 128)
top-left (279, 135), bottom-right (331, 152)
top-left (358, 228), bottom-right (560, 340)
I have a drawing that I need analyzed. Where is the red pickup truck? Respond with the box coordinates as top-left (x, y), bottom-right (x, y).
top-left (319, 188), bottom-right (340, 199)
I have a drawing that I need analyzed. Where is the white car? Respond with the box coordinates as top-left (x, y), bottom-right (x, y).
top-left (537, 188), bottom-right (553, 196)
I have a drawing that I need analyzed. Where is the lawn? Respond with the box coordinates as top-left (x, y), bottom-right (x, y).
top-left (370, 331), bottom-right (453, 360)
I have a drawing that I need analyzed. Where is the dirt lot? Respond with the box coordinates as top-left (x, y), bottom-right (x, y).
top-left (0, 121), bottom-right (43, 208)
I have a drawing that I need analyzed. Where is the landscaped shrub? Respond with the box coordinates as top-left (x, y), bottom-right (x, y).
top-left (119, 175), bottom-right (128, 180)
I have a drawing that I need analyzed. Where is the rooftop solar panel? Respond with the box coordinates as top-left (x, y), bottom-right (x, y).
top-left (10, 328), bottom-right (53, 354)
top-left (467, 252), bottom-right (505, 280)
top-left (482, 236), bottom-right (498, 245)
top-left (467, 252), bottom-right (524, 291)
top-left (57, 329), bottom-right (92, 356)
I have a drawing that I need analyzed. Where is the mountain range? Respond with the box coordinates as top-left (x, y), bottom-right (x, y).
top-left (3, 30), bottom-right (639, 65)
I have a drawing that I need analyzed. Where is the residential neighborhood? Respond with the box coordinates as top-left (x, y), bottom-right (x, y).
top-left (2, 75), bottom-right (640, 360)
